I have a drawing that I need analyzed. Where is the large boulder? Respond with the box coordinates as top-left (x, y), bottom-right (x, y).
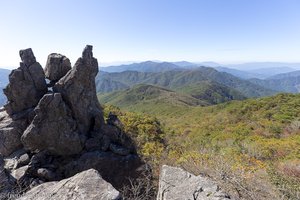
top-left (21, 93), bottom-right (84, 155)
top-left (44, 53), bottom-right (71, 82)
top-left (53, 45), bottom-right (104, 134)
top-left (17, 169), bottom-right (121, 200)
top-left (0, 109), bottom-right (28, 156)
top-left (157, 165), bottom-right (231, 200)
top-left (63, 151), bottom-right (142, 190)
top-left (3, 48), bottom-right (47, 115)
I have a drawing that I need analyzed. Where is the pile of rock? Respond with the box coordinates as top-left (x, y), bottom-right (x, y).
top-left (0, 46), bottom-right (141, 199)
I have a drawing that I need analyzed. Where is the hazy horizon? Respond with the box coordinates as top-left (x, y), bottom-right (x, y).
top-left (2, 60), bottom-right (300, 71)
top-left (1, 0), bottom-right (300, 68)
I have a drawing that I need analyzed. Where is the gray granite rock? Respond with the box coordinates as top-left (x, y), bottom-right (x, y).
top-left (21, 93), bottom-right (84, 155)
top-left (3, 48), bottom-right (47, 115)
top-left (37, 168), bottom-right (56, 181)
top-left (53, 45), bottom-right (104, 135)
top-left (17, 169), bottom-right (121, 200)
top-left (44, 53), bottom-right (71, 82)
top-left (157, 165), bottom-right (231, 200)
top-left (11, 165), bottom-right (28, 182)
top-left (0, 110), bottom-right (28, 156)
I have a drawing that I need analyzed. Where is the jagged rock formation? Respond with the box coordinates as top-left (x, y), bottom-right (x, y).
top-left (157, 165), bottom-right (231, 200)
top-left (21, 93), bottom-right (84, 155)
top-left (44, 53), bottom-right (71, 84)
top-left (3, 48), bottom-right (47, 115)
top-left (0, 46), bottom-right (142, 199)
top-left (53, 45), bottom-right (104, 134)
top-left (17, 169), bottom-right (121, 200)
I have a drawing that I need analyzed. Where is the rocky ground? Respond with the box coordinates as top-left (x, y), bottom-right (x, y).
top-left (0, 46), bottom-right (231, 200)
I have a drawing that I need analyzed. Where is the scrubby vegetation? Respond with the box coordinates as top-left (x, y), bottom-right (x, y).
top-left (174, 80), bottom-right (246, 104)
top-left (103, 104), bottom-right (165, 168)
top-left (102, 93), bottom-right (300, 200)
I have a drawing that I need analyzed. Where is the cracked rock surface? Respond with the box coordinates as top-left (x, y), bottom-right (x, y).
top-left (21, 93), bottom-right (84, 155)
top-left (17, 169), bottom-right (121, 200)
top-left (157, 165), bottom-right (231, 200)
top-left (4, 48), bottom-right (47, 115)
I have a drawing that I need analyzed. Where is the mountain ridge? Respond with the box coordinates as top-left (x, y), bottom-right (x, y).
top-left (96, 67), bottom-right (276, 98)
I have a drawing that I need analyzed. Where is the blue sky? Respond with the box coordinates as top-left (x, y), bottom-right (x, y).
top-left (0, 0), bottom-right (300, 68)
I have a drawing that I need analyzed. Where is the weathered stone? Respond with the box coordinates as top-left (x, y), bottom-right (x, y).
top-left (29, 178), bottom-right (44, 189)
top-left (37, 168), bottom-right (56, 181)
top-left (0, 110), bottom-right (28, 156)
top-left (64, 151), bottom-right (142, 190)
top-left (157, 165), bottom-right (231, 200)
top-left (15, 153), bottom-right (30, 168)
top-left (17, 169), bottom-right (121, 200)
top-left (3, 149), bottom-right (26, 171)
top-left (53, 45), bottom-right (104, 134)
top-left (44, 53), bottom-right (71, 82)
top-left (19, 48), bottom-right (36, 67)
top-left (21, 93), bottom-right (84, 155)
top-left (11, 165), bottom-right (28, 182)
top-left (3, 48), bottom-right (47, 115)
top-left (26, 151), bottom-right (49, 175)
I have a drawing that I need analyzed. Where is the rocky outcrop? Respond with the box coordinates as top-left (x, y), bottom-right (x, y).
top-left (0, 109), bottom-right (28, 156)
top-left (53, 45), bottom-right (104, 134)
top-left (3, 48), bottom-right (47, 115)
top-left (0, 45), bottom-right (142, 199)
top-left (21, 93), bottom-right (84, 155)
top-left (17, 169), bottom-right (121, 200)
top-left (63, 151), bottom-right (142, 189)
top-left (44, 53), bottom-right (71, 83)
top-left (157, 165), bottom-right (231, 200)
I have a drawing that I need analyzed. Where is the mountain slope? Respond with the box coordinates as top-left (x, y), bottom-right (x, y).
top-left (98, 84), bottom-right (208, 113)
top-left (103, 92), bottom-right (300, 199)
top-left (249, 76), bottom-right (300, 93)
top-left (174, 81), bottom-right (246, 104)
top-left (96, 67), bottom-right (276, 97)
top-left (267, 70), bottom-right (300, 80)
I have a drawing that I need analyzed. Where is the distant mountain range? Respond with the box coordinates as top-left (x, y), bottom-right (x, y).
top-left (97, 61), bottom-right (300, 99)
top-left (1, 61), bottom-right (300, 107)
top-left (248, 70), bottom-right (300, 93)
top-left (100, 61), bottom-right (183, 73)
top-left (101, 61), bottom-right (300, 79)
top-left (96, 67), bottom-right (276, 98)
